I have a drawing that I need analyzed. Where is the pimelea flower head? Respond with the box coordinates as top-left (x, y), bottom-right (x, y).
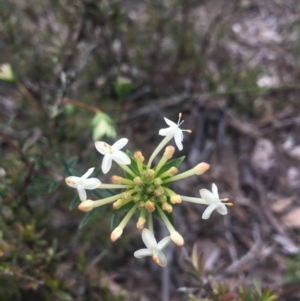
top-left (65, 113), bottom-right (231, 266)
top-left (95, 138), bottom-right (131, 174)
top-left (65, 167), bottom-right (101, 201)
top-left (134, 229), bottom-right (171, 267)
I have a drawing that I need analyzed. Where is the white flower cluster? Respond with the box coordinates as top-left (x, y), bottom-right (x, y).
top-left (65, 113), bottom-right (232, 266)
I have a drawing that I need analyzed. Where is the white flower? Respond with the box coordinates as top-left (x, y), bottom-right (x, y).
top-left (65, 167), bottom-right (101, 201)
top-left (159, 113), bottom-right (191, 150)
top-left (95, 138), bottom-right (131, 174)
top-left (134, 229), bottom-right (171, 267)
top-left (200, 183), bottom-right (228, 219)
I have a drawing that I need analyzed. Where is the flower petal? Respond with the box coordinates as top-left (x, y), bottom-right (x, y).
top-left (157, 251), bottom-right (168, 267)
top-left (157, 236), bottom-right (171, 251)
top-left (65, 176), bottom-right (80, 188)
top-left (216, 203), bottom-right (228, 215)
top-left (95, 141), bottom-right (110, 155)
top-left (159, 127), bottom-right (176, 136)
top-left (200, 189), bottom-right (215, 203)
top-left (112, 138), bottom-right (128, 150)
top-left (102, 155), bottom-right (112, 174)
top-left (174, 130), bottom-right (183, 150)
top-left (112, 150), bottom-right (131, 165)
top-left (83, 178), bottom-right (101, 189)
top-left (142, 229), bottom-right (157, 250)
top-left (77, 186), bottom-right (87, 201)
top-left (212, 183), bottom-right (219, 199)
top-left (134, 248), bottom-right (152, 258)
top-left (202, 204), bottom-right (217, 220)
top-left (81, 167), bottom-right (95, 180)
top-left (164, 117), bottom-right (177, 128)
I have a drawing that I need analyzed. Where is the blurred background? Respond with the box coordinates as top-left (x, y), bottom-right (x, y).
top-left (1, 0), bottom-right (300, 300)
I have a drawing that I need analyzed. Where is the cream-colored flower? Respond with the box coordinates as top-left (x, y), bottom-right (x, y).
top-left (134, 229), bottom-right (171, 267)
top-left (95, 138), bottom-right (131, 174)
top-left (200, 183), bottom-right (228, 219)
top-left (159, 113), bottom-right (191, 150)
top-left (65, 167), bottom-right (101, 201)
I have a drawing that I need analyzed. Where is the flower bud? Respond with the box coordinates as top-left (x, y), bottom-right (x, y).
top-left (146, 169), bottom-right (155, 178)
top-left (168, 167), bottom-right (178, 176)
top-left (134, 151), bottom-right (144, 162)
top-left (122, 192), bottom-right (131, 200)
top-left (136, 217), bottom-right (146, 230)
top-left (162, 203), bottom-right (173, 213)
top-left (160, 195), bottom-right (167, 203)
top-left (171, 231), bottom-right (184, 246)
top-left (110, 227), bottom-right (123, 242)
top-left (170, 195), bottom-right (182, 204)
top-left (154, 187), bottom-right (164, 196)
top-left (154, 178), bottom-right (162, 186)
top-left (134, 177), bottom-right (143, 185)
top-left (145, 201), bottom-right (155, 212)
top-left (113, 199), bottom-right (123, 209)
top-left (111, 176), bottom-right (122, 184)
top-left (164, 146), bottom-right (175, 159)
top-left (194, 162), bottom-right (210, 175)
top-left (78, 200), bottom-right (94, 212)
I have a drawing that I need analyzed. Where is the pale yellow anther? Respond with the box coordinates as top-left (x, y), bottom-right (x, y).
top-left (78, 200), bottom-right (94, 212)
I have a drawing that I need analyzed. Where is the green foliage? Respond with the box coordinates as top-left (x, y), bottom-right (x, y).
top-left (285, 249), bottom-right (300, 284)
top-left (113, 76), bottom-right (135, 98)
top-left (188, 245), bottom-right (278, 301)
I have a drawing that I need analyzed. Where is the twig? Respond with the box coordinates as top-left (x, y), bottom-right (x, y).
top-left (61, 98), bottom-right (101, 113)
top-left (225, 224), bottom-right (262, 275)
top-left (17, 83), bottom-right (44, 119)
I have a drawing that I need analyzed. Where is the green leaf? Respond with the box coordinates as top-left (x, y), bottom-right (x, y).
top-left (111, 202), bottom-right (136, 229)
top-left (253, 279), bottom-right (262, 297)
top-left (79, 209), bottom-right (97, 229)
top-left (111, 213), bottom-right (120, 230)
top-left (125, 150), bottom-right (140, 178)
top-left (48, 180), bottom-right (61, 193)
top-left (113, 76), bottom-right (135, 98)
top-left (92, 189), bottom-right (115, 199)
top-left (153, 204), bottom-right (175, 226)
top-left (69, 195), bottom-right (80, 210)
top-left (56, 153), bottom-right (78, 176)
top-left (156, 156), bottom-right (185, 177)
